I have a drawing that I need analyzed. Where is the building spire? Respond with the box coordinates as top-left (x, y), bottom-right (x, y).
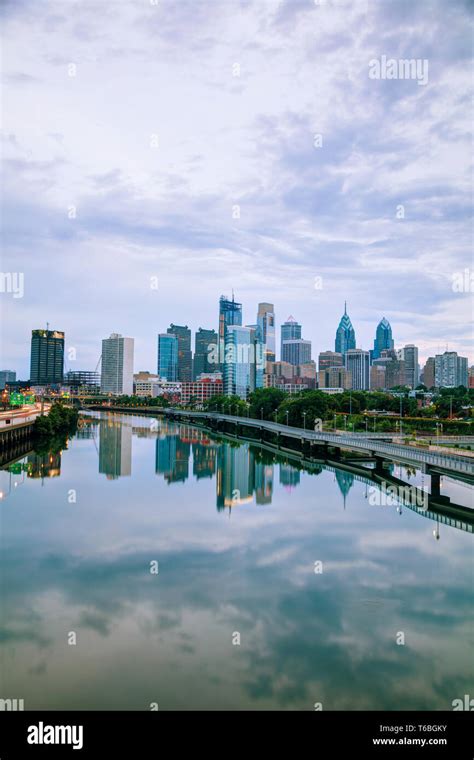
top-left (344, 301), bottom-right (347, 315)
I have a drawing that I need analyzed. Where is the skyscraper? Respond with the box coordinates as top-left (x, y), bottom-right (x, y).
top-left (194, 327), bottom-right (218, 379)
top-left (422, 357), bottom-right (435, 388)
top-left (335, 303), bottom-right (356, 357)
top-left (30, 328), bottom-right (64, 385)
top-left (372, 317), bottom-right (394, 360)
top-left (101, 333), bottom-right (134, 394)
top-left (257, 303), bottom-right (276, 362)
top-left (345, 349), bottom-right (370, 390)
top-left (167, 324), bottom-right (192, 382)
top-left (219, 294), bottom-right (242, 367)
top-left (400, 344), bottom-right (419, 388)
top-left (280, 316), bottom-right (301, 357)
top-left (224, 325), bottom-right (262, 399)
top-left (157, 334), bottom-right (178, 381)
top-left (281, 339), bottom-right (312, 365)
top-left (434, 351), bottom-right (468, 388)
top-left (281, 317), bottom-right (311, 365)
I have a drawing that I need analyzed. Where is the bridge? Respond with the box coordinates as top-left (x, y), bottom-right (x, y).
top-left (161, 409), bottom-right (474, 484)
top-left (0, 404), bottom-right (50, 447)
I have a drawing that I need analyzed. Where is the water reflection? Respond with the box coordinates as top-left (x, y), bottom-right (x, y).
top-left (0, 412), bottom-right (472, 711)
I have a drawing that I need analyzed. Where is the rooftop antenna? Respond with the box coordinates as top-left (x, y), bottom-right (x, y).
top-left (46, 322), bottom-right (49, 332)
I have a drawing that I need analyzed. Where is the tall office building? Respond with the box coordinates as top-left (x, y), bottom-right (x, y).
top-left (219, 294), bottom-right (242, 367)
top-left (421, 357), bottom-right (435, 389)
top-left (30, 328), bottom-right (64, 385)
top-left (0, 370), bottom-right (16, 390)
top-left (167, 324), bottom-right (192, 382)
top-left (281, 317), bottom-right (311, 365)
top-left (335, 303), bottom-right (356, 357)
top-left (194, 327), bottom-right (218, 379)
top-left (400, 344), bottom-right (419, 388)
top-left (318, 351), bottom-right (343, 371)
top-left (281, 339), bottom-right (312, 366)
top-left (157, 333), bottom-right (178, 381)
top-left (101, 334), bottom-right (134, 394)
top-left (224, 325), bottom-right (262, 399)
top-left (434, 351), bottom-right (468, 388)
top-left (345, 349), bottom-right (370, 390)
top-left (257, 303), bottom-right (276, 362)
top-left (280, 316), bottom-right (301, 357)
top-left (371, 317), bottom-right (394, 360)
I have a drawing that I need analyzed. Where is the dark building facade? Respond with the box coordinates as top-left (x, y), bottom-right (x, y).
top-left (30, 329), bottom-right (64, 385)
top-left (167, 324), bottom-right (192, 382)
top-left (194, 327), bottom-right (218, 379)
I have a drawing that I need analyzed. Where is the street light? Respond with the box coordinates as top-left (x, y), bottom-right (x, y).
top-left (285, 410), bottom-right (289, 426)
top-left (303, 411), bottom-right (307, 431)
top-left (365, 417), bottom-right (368, 433)
top-left (260, 407), bottom-right (263, 421)
top-left (334, 413), bottom-right (337, 431)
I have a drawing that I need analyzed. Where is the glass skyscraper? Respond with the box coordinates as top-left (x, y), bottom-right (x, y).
top-left (194, 327), bottom-right (218, 379)
top-left (372, 317), bottom-right (394, 360)
top-left (157, 333), bottom-right (178, 381)
top-left (335, 303), bottom-right (356, 357)
top-left (219, 294), bottom-right (242, 367)
top-left (167, 324), bottom-right (192, 382)
top-left (30, 328), bottom-right (64, 385)
top-left (257, 302), bottom-right (276, 362)
top-left (224, 325), bottom-right (263, 399)
top-left (280, 316), bottom-right (301, 358)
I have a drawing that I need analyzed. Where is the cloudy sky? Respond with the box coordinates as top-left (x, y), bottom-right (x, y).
top-left (1, 0), bottom-right (472, 377)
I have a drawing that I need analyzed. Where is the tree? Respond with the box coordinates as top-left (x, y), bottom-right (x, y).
top-left (248, 387), bottom-right (287, 419)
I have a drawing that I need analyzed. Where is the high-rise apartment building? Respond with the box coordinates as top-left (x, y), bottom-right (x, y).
top-left (30, 328), bottom-right (64, 385)
top-left (157, 333), bottom-right (178, 381)
top-left (434, 351), bottom-right (468, 388)
top-left (101, 334), bottom-right (134, 394)
top-left (167, 324), bottom-right (192, 382)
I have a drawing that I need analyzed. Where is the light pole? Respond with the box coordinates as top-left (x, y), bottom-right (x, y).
top-left (344, 415), bottom-right (347, 432)
top-left (334, 413), bottom-right (337, 431)
top-left (261, 407), bottom-right (263, 421)
top-left (285, 410), bottom-right (289, 426)
top-left (274, 410), bottom-right (277, 423)
top-left (400, 395), bottom-right (403, 437)
top-left (303, 411), bottom-right (307, 431)
top-left (365, 417), bottom-right (368, 433)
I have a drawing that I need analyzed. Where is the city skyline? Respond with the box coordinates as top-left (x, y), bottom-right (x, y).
top-left (2, 0), bottom-right (472, 377)
top-left (3, 297), bottom-right (471, 382)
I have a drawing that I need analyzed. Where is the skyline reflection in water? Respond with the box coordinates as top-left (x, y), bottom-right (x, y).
top-left (0, 411), bottom-right (472, 711)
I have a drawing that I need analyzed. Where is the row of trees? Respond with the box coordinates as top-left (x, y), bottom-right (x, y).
top-left (202, 387), bottom-right (473, 434)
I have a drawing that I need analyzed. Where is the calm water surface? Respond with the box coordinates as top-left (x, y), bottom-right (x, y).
top-left (0, 412), bottom-right (472, 710)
